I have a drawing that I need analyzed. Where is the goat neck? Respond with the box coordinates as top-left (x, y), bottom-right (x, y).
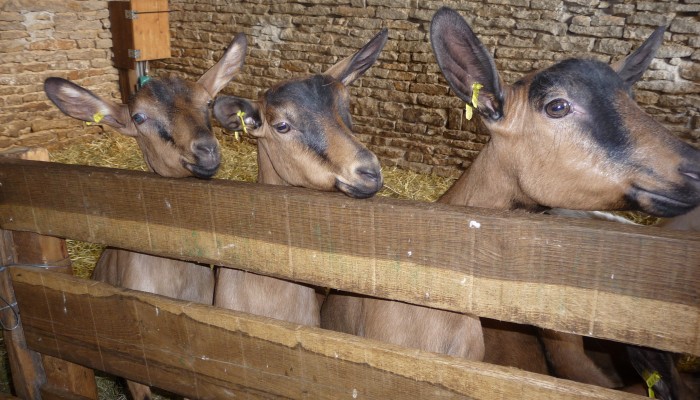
top-left (212, 29), bottom-right (389, 326)
top-left (430, 6), bottom-right (700, 389)
top-left (44, 33), bottom-right (248, 400)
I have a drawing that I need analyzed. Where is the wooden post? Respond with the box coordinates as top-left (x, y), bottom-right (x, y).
top-left (0, 148), bottom-right (97, 399)
top-left (0, 229), bottom-right (45, 399)
top-left (109, 0), bottom-right (171, 102)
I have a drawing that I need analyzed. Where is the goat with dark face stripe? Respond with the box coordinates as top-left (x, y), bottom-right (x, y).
top-left (321, 6), bottom-right (700, 390)
top-left (212, 30), bottom-right (387, 326)
top-left (44, 33), bottom-right (248, 400)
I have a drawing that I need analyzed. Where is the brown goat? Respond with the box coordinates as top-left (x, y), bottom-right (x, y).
top-left (211, 29), bottom-right (387, 326)
top-left (44, 33), bottom-right (248, 400)
top-left (659, 204), bottom-right (700, 231)
top-left (322, 5), bottom-right (700, 392)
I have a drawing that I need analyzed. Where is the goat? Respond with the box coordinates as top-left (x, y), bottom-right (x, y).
top-left (44, 33), bottom-right (248, 400)
top-left (321, 5), bottom-right (700, 392)
top-left (658, 204), bottom-right (700, 231)
top-left (211, 29), bottom-right (387, 327)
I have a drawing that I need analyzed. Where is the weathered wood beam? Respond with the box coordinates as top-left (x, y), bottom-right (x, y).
top-left (0, 149), bottom-right (97, 400)
top-left (11, 267), bottom-right (642, 400)
top-left (0, 159), bottom-right (698, 355)
top-left (0, 230), bottom-right (45, 400)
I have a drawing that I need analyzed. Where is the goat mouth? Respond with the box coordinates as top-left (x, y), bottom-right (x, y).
top-left (629, 185), bottom-right (698, 217)
top-left (335, 178), bottom-right (383, 199)
top-left (185, 162), bottom-right (220, 179)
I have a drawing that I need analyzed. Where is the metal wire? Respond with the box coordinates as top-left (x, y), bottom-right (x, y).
top-left (0, 263), bottom-right (68, 330)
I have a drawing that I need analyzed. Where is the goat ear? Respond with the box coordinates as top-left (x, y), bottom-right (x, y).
top-left (43, 77), bottom-right (137, 136)
top-left (213, 95), bottom-right (263, 137)
top-left (430, 7), bottom-right (504, 120)
top-left (198, 33), bottom-right (247, 97)
top-left (612, 26), bottom-right (664, 89)
top-left (325, 28), bottom-right (388, 87)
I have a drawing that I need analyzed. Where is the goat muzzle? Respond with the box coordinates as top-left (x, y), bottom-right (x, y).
top-left (335, 164), bottom-right (383, 199)
top-left (185, 140), bottom-right (221, 179)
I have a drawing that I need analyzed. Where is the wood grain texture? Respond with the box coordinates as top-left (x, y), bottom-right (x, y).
top-left (0, 159), bottom-right (698, 355)
top-left (0, 231), bottom-right (45, 400)
top-left (108, 1), bottom-right (135, 69)
top-left (11, 267), bottom-right (642, 400)
top-left (15, 231), bottom-right (98, 400)
top-left (108, 0), bottom-right (170, 69)
top-left (131, 0), bottom-right (171, 61)
top-left (0, 148), bottom-right (96, 399)
top-left (40, 349), bottom-right (96, 399)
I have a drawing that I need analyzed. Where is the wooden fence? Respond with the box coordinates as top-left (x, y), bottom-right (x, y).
top-left (0, 156), bottom-right (697, 399)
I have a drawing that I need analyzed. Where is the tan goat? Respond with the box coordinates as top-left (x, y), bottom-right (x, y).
top-left (44, 33), bottom-right (248, 400)
top-left (212, 29), bottom-right (388, 327)
top-left (322, 6), bottom-right (700, 393)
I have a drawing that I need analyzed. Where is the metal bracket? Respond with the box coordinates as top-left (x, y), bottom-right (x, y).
top-left (128, 49), bottom-right (141, 59)
top-left (125, 9), bottom-right (173, 19)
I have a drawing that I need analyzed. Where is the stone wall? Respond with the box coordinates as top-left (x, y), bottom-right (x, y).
top-left (2, 0), bottom-right (698, 177)
top-left (0, 0), bottom-right (119, 150)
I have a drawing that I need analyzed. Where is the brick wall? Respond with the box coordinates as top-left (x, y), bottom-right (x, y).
top-left (2, 0), bottom-right (698, 177)
top-left (0, 0), bottom-right (119, 150)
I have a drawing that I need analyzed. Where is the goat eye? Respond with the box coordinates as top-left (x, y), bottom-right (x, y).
top-left (132, 113), bottom-right (147, 125)
top-left (274, 122), bottom-right (291, 133)
top-left (545, 99), bottom-right (571, 118)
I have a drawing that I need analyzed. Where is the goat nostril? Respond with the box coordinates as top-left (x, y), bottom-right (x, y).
top-left (356, 166), bottom-right (381, 183)
top-left (680, 165), bottom-right (700, 182)
top-left (683, 171), bottom-right (700, 182)
top-left (195, 142), bottom-right (218, 156)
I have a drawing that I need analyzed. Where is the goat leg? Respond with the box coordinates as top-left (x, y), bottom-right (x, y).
top-left (539, 329), bottom-right (622, 388)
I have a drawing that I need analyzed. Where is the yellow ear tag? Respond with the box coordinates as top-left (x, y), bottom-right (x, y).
top-left (643, 370), bottom-right (661, 398)
top-left (465, 83), bottom-right (483, 121)
top-left (85, 112), bottom-right (104, 126)
top-left (235, 110), bottom-right (247, 141)
top-left (464, 103), bottom-right (474, 121)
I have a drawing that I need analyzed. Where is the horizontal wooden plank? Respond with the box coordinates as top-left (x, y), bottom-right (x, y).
top-left (0, 159), bottom-right (698, 355)
top-left (10, 267), bottom-right (641, 400)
